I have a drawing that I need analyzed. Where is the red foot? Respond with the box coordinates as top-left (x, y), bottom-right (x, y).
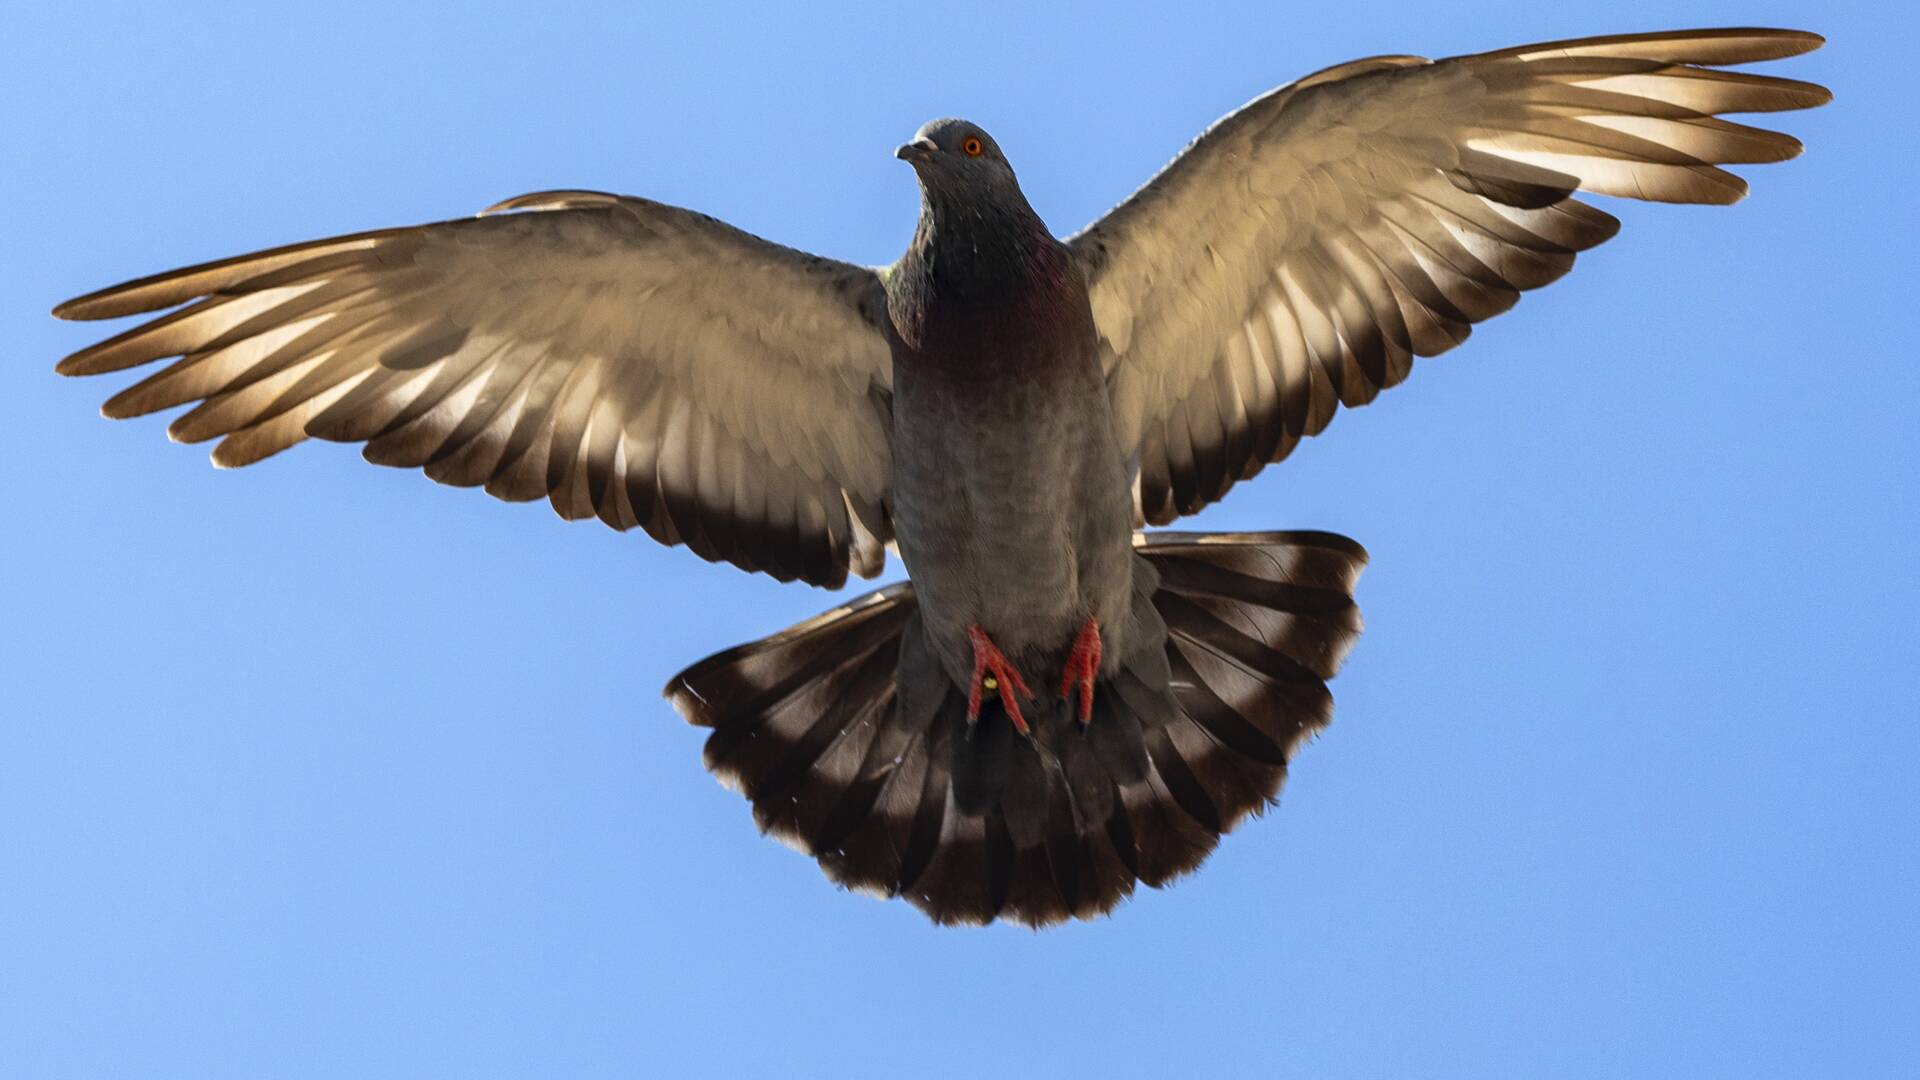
top-left (1059, 616), bottom-right (1102, 726)
top-left (967, 625), bottom-right (1033, 736)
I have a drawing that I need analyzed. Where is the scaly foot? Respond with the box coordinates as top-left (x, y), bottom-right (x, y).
top-left (967, 625), bottom-right (1033, 736)
top-left (1059, 616), bottom-right (1102, 727)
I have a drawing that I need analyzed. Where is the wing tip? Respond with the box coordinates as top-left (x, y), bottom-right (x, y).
top-left (1700, 26), bottom-right (1826, 63)
top-left (1773, 28), bottom-right (1827, 55)
top-left (209, 437), bottom-right (292, 470)
top-left (1590, 205), bottom-right (1625, 243)
top-left (1469, 26), bottom-right (1830, 67)
top-left (52, 284), bottom-right (164, 322)
top-left (53, 342), bottom-right (129, 378)
top-left (98, 393), bottom-right (139, 420)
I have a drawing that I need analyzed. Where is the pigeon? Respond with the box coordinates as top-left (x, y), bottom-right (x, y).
top-left (52, 27), bottom-right (1830, 926)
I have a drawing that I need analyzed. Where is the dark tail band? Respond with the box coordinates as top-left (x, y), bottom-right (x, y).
top-left (665, 530), bottom-right (1366, 926)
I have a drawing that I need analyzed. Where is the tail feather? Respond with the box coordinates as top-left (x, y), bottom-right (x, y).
top-left (909, 786), bottom-right (998, 923)
top-left (666, 584), bottom-right (913, 852)
top-left (664, 530), bottom-right (1367, 926)
top-left (1120, 767), bottom-right (1224, 888)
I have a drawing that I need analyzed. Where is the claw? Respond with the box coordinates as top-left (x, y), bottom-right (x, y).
top-left (967, 625), bottom-right (1033, 736)
top-left (1060, 616), bottom-right (1101, 727)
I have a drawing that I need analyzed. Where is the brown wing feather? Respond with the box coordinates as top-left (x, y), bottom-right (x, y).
top-left (1070, 28), bottom-right (1830, 525)
top-left (55, 193), bottom-right (897, 587)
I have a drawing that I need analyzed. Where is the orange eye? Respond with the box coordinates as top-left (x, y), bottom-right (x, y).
top-left (962, 136), bottom-right (984, 158)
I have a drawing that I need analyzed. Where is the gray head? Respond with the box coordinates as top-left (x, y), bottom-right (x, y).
top-left (894, 118), bottom-right (1026, 207)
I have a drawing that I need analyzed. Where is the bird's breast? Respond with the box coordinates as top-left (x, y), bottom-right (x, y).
top-left (887, 289), bottom-right (1135, 683)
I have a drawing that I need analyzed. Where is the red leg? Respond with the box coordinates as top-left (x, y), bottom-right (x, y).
top-left (1060, 616), bottom-right (1102, 726)
top-left (967, 625), bottom-right (1033, 736)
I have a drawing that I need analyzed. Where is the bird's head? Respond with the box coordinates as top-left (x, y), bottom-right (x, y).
top-left (895, 118), bottom-right (1024, 205)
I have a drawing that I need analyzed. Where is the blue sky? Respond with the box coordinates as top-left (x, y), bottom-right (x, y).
top-left (3, 1), bottom-right (1912, 1077)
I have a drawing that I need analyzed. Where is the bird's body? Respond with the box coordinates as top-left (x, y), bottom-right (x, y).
top-left (50, 27), bottom-right (1831, 926)
top-left (886, 139), bottom-right (1134, 689)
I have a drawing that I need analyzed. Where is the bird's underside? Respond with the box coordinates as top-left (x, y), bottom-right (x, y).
top-left (51, 28), bottom-right (1829, 926)
top-left (884, 231), bottom-right (1139, 736)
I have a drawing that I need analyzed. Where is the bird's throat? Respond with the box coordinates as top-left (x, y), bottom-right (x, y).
top-left (888, 197), bottom-right (1076, 356)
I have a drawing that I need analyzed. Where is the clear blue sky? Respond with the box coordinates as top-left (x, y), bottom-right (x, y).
top-left (3, 2), bottom-right (1912, 1077)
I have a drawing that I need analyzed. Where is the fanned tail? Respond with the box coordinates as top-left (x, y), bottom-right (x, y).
top-left (664, 530), bottom-right (1367, 926)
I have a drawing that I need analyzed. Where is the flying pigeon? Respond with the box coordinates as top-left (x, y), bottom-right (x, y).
top-left (52, 28), bottom-right (1831, 926)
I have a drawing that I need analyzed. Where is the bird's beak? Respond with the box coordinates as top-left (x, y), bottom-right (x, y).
top-left (894, 137), bottom-right (938, 163)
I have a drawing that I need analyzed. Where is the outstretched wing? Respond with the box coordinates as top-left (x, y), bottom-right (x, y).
top-left (1068, 28), bottom-right (1831, 524)
top-left (55, 190), bottom-right (896, 587)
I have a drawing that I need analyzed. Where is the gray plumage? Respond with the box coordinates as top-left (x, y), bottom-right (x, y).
top-left (887, 119), bottom-right (1138, 690)
top-left (49, 28), bottom-right (1830, 926)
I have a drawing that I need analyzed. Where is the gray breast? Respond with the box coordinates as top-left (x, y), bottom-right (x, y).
top-left (887, 310), bottom-right (1135, 686)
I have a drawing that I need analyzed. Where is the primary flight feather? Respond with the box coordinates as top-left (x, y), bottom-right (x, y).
top-left (54, 27), bottom-right (1830, 926)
